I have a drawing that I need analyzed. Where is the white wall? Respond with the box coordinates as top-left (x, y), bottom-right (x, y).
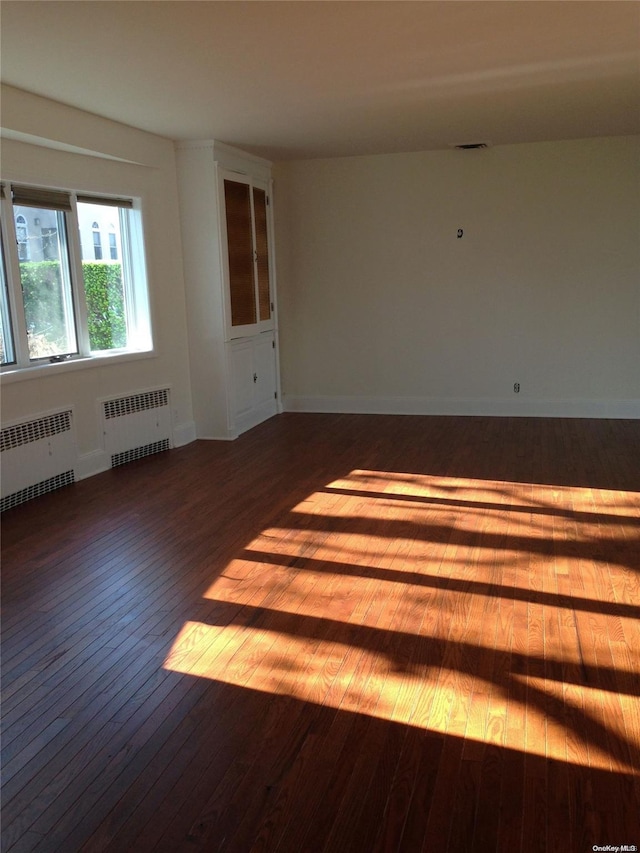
top-left (2, 82), bottom-right (637, 497)
top-left (1, 86), bottom-right (195, 477)
top-left (274, 136), bottom-right (640, 417)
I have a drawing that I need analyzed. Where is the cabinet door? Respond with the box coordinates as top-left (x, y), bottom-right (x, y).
top-left (253, 333), bottom-right (277, 412)
top-left (228, 333), bottom-right (278, 436)
top-left (229, 338), bottom-right (255, 424)
top-left (220, 171), bottom-right (274, 340)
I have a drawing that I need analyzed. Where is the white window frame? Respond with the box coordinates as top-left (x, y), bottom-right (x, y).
top-left (0, 226), bottom-right (17, 366)
top-left (0, 183), bottom-right (153, 379)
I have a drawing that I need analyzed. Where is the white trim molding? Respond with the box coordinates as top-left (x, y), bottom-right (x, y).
top-left (283, 395), bottom-right (640, 419)
top-left (173, 421), bottom-right (197, 447)
top-left (76, 449), bottom-right (110, 481)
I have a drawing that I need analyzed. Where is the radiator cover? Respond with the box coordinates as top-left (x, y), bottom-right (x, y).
top-left (1, 410), bottom-right (77, 512)
top-left (102, 388), bottom-right (172, 467)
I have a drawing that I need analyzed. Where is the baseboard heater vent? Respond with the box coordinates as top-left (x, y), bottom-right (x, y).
top-left (1, 471), bottom-right (75, 513)
top-left (103, 388), bottom-right (169, 420)
top-left (1, 409), bottom-right (72, 451)
top-left (1, 410), bottom-right (77, 512)
top-left (102, 388), bottom-right (172, 468)
top-left (111, 439), bottom-right (170, 468)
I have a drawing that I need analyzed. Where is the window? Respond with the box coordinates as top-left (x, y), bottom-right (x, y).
top-left (77, 198), bottom-right (150, 353)
top-left (0, 183), bottom-right (152, 370)
top-left (41, 227), bottom-right (58, 261)
top-left (92, 222), bottom-right (103, 260)
top-left (15, 214), bottom-right (29, 261)
top-left (14, 199), bottom-right (78, 361)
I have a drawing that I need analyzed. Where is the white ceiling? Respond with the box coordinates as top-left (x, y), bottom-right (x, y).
top-left (1, 1), bottom-right (639, 160)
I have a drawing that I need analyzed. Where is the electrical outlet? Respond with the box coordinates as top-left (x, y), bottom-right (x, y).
top-left (514, 383), bottom-right (520, 393)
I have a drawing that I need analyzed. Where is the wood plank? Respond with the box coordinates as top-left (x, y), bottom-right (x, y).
top-left (1, 413), bottom-right (638, 853)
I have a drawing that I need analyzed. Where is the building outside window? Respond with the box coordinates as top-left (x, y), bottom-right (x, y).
top-left (92, 222), bottom-right (102, 260)
top-left (15, 214), bottom-right (29, 261)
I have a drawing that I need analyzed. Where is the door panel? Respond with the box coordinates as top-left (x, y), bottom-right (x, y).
top-left (229, 339), bottom-right (255, 421)
top-left (253, 187), bottom-right (271, 322)
top-left (224, 180), bottom-right (256, 327)
top-left (253, 333), bottom-right (277, 410)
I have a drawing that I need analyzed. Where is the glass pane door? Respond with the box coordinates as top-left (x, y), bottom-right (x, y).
top-left (253, 187), bottom-right (271, 322)
top-left (224, 180), bottom-right (256, 327)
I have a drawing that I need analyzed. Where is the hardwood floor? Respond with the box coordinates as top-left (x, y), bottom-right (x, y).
top-left (2, 413), bottom-right (639, 852)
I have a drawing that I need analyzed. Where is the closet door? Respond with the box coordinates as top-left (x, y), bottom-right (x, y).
top-left (220, 172), bottom-right (274, 340)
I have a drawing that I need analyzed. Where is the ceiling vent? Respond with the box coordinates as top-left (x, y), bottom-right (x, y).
top-left (451, 142), bottom-right (491, 150)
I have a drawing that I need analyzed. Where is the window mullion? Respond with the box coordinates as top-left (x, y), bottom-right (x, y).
top-left (119, 207), bottom-right (134, 345)
top-left (0, 195), bottom-right (31, 367)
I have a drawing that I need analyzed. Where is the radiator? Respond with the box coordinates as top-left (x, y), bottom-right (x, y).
top-left (0, 410), bottom-right (77, 512)
top-left (102, 388), bottom-right (172, 467)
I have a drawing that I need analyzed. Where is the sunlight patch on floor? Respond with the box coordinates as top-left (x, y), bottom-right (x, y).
top-left (165, 470), bottom-right (639, 776)
top-left (162, 619), bottom-right (638, 772)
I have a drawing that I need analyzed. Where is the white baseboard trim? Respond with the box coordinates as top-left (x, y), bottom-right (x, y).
top-left (173, 420), bottom-right (197, 447)
top-left (234, 401), bottom-right (279, 437)
top-left (77, 420), bottom-right (197, 481)
top-left (76, 450), bottom-right (110, 481)
top-left (195, 433), bottom-right (236, 441)
top-left (283, 395), bottom-right (640, 419)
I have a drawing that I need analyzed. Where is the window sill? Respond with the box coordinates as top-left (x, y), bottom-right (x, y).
top-left (0, 348), bottom-right (156, 384)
